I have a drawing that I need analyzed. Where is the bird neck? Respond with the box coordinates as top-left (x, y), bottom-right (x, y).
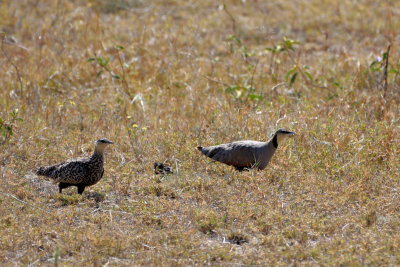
top-left (92, 146), bottom-right (105, 157)
top-left (272, 134), bottom-right (278, 148)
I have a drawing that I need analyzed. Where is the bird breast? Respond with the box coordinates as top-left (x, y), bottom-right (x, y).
top-left (85, 154), bottom-right (104, 185)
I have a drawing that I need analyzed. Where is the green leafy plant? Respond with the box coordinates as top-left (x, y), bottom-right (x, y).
top-left (362, 46), bottom-right (399, 95)
top-left (88, 55), bottom-right (117, 79)
top-left (267, 37), bottom-right (316, 88)
top-left (0, 108), bottom-right (23, 144)
top-left (224, 35), bottom-right (261, 102)
top-left (266, 36), bottom-right (300, 54)
top-left (227, 35), bottom-right (255, 61)
top-left (367, 49), bottom-right (399, 78)
top-left (88, 45), bottom-right (128, 83)
top-left (224, 84), bottom-right (261, 101)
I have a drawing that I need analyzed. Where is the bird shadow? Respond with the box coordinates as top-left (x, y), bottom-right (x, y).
top-left (85, 191), bottom-right (105, 203)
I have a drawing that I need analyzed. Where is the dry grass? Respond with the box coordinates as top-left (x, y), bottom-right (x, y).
top-left (1, 0), bottom-right (400, 265)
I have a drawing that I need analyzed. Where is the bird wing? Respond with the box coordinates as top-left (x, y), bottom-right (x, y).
top-left (201, 141), bottom-right (263, 168)
top-left (223, 142), bottom-right (261, 167)
top-left (51, 160), bottom-right (89, 184)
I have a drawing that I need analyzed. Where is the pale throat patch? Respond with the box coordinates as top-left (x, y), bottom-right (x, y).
top-left (276, 133), bottom-right (290, 144)
top-left (95, 143), bottom-right (108, 153)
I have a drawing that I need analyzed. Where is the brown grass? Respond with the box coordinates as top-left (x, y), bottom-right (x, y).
top-left (1, 0), bottom-right (400, 265)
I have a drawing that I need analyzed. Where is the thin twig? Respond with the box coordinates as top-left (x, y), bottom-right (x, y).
top-left (200, 74), bottom-right (229, 87)
top-left (1, 35), bottom-right (24, 95)
top-left (174, 158), bottom-right (181, 176)
top-left (286, 48), bottom-right (327, 89)
top-left (116, 49), bottom-right (130, 95)
top-left (249, 59), bottom-right (259, 91)
top-left (223, 4), bottom-right (236, 33)
top-left (383, 44), bottom-right (391, 100)
top-left (271, 82), bottom-right (286, 91)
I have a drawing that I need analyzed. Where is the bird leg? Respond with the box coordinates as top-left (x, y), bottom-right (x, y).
top-left (77, 185), bottom-right (86, 195)
top-left (59, 183), bottom-right (73, 193)
top-left (235, 166), bottom-right (250, 172)
top-left (235, 166), bottom-right (245, 172)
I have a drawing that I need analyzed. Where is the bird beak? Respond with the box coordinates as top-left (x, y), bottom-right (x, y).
top-left (288, 131), bottom-right (295, 137)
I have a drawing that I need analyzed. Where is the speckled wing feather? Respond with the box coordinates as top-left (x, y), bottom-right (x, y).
top-left (36, 159), bottom-right (90, 184)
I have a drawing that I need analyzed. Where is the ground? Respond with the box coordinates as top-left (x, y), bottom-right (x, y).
top-left (0, 0), bottom-right (400, 265)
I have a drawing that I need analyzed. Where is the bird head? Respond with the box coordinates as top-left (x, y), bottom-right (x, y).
top-left (95, 138), bottom-right (113, 153)
top-left (275, 129), bottom-right (295, 145)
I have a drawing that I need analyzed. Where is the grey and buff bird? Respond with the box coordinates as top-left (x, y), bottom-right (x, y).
top-left (197, 129), bottom-right (295, 171)
top-left (36, 138), bottom-right (113, 194)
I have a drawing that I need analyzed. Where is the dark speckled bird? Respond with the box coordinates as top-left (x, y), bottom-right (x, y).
top-left (36, 138), bottom-right (113, 194)
top-left (197, 129), bottom-right (295, 171)
top-left (154, 162), bottom-right (173, 175)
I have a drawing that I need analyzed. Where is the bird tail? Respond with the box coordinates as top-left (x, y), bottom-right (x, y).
top-left (36, 165), bottom-right (57, 178)
top-left (197, 146), bottom-right (217, 158)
